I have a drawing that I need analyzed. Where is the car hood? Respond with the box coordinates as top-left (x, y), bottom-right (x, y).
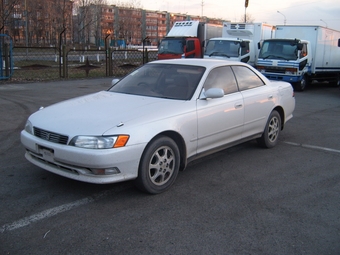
top-left (29, 91), bottom-right (190, 137)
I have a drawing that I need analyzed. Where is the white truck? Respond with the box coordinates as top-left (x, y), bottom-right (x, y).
top-left (204, 22), bottom-right (275, 66)
top-left (158, 21), bottom-right (222, 60)
top-left (255, 25), bottom-right (340, 91)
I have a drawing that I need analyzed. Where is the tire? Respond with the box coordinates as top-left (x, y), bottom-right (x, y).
top-left (257, 110), bottom-right (281, 148)
top-left (330, 74), bottom-right (340, 87)
top-left (293, 75), bottom-right (307, 91)
top-left (134, 136), bottom-right (180, 194)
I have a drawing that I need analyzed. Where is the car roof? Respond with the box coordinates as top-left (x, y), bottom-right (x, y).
top-left (151, 59), bottom-right (250, 69)
top-left (148, 59), bottom-right (271, 85)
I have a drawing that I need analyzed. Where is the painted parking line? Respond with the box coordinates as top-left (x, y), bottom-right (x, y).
top-left (283, 141), bottom-right (340, 154)
top-left (0, 197), bottom-right (94, 233)
top-left (0, 186), bottom-right (129, 233)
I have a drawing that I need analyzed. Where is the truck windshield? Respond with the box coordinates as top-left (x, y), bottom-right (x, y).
top-left (204, 40), bottom-right (239, 58)
top-left (158, 38), bottom-right (184, 54)
top-left (259, 40), bottom-right (298, 60)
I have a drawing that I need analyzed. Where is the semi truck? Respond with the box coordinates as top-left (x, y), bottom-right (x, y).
top-left (255, 25), bottom-right (340, 91)
top-left (157, 21), bottom-right (222, 59)
top-left (204, 22), bottom-right (275, 66)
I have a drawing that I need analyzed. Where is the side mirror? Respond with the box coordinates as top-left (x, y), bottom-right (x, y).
top-left (257, 42), bottom-right (261, 50)
top-left (240, 41), bottom-right (246, 48)
top-left (338, 39), bottom-right (340, 47)
top-left (201, 88), bottom-right (224, 99)
top-left (297, 43), bottom-right (303, 51)
top-left (111, 78), bottom-right (120, 86)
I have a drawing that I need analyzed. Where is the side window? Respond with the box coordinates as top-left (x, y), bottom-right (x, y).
top-left (203, 66), bottom-right (238, 95)
top-left (300, 43), bottom-right (308, 58)
top-left (187, 40), bottom-right (195, 52)
top-left (241, 42), bottom-right (250, 56)
top-left (231, 66), bottom-right (265, 91)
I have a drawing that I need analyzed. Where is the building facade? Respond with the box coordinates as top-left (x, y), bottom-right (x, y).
top-left (2, 1), bottom-right (224, 47)
top-left (1, 0), bottom-right (73, 46)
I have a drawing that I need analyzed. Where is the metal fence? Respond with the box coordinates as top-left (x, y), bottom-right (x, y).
top-left (0, 34), bottom-right (14, 80)
top-left (1, 45), bottom-right (158, 82)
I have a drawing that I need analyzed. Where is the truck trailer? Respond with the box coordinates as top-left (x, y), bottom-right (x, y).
top-left (255, 25), bottom-right (340, 91)
top-left (157, 21), bottom-right (222, 59)
top-left (204, 22), bottom-right (275, 66)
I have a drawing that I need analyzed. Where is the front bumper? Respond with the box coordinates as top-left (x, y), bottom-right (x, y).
top-left (21, 130), bottom-right (145, 184)
top-left (263, 73), bottom-right (301, 83)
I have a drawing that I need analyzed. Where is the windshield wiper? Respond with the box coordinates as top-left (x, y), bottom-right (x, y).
top-left (208, 52), bottom-right (231, 58)
top-left (262, 54), bottom-right (290, 60)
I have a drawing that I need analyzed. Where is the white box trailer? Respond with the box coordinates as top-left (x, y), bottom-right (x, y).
top-left (256, 25), bottom-right (340, 91)
top-left (204, 22), bottom-right (275, 66)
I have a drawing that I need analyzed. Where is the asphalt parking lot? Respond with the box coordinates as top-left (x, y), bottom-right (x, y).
top-left (0, 79), bottom-right (339, 254)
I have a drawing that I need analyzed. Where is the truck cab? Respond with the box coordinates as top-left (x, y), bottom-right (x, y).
top-left (256, 39), bottom-right (311, 91)
top-left (203, 22), bottom-right (275, 66)
top-left (158, 37), bottom-right (202, 59)
top-left (255, 25), bottom-right (340, 91)
top-left (157, 21), bottom-right (222, 60)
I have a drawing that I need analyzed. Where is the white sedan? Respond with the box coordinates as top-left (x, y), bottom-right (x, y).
top-left (21, 59), bottom-right (295, 194)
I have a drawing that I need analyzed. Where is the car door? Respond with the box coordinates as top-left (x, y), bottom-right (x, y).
top-left (231, 65), bottom-right (276, 138)
top-left (196, 66), bottom-right (244, 154)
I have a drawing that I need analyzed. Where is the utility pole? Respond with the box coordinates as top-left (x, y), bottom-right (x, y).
top-left (25, 0), bottom-right (28, 56)
top-left (244, 0), bottom-right (249, 23)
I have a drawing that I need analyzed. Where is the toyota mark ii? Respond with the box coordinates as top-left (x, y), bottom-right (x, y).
top-left (21, 59), bottom-right (295, 194)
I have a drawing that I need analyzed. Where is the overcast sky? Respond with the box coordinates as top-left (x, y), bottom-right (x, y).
top-left (137, 0), bottom-right (340, 31)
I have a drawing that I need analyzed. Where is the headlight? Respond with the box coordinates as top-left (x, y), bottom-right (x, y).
top-left (69, 135), bottom-right (129, 149)
top-left (24, 120), bottom-right (33, 134)
top-left (285, 68), bottom-right (297, 75)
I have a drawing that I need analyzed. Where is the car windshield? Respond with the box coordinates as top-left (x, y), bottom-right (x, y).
top-left (109, 63), bottom-right (206, 100)
top-left (205, 40), bottom-right (240, 58)
top-left (158, 38), bottom-right (185, 54)
top-left (259, 40), bottom-right (299, 60)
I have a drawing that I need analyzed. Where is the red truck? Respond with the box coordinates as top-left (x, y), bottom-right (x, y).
top-left (158, 21), bottom-right (222, 59)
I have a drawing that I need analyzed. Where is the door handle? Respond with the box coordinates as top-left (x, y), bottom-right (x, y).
top-left (234, 103), bottom-right (243, 109)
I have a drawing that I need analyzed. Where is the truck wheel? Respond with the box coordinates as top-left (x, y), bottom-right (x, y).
top-left (134, 136), bottom-right (180, 194)
top-left (257, 110), bottom-right (281, 148)
top-left (294, 76), bottom-right (307, 91)
top-left (330, 74), bottom-right (340, 87)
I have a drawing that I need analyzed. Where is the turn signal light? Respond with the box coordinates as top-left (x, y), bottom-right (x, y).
top-left (114, 135), bottom-right (130, 148)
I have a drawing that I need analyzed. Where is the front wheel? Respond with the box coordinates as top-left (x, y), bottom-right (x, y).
top-left (330, 74), bottom-right (340, 87)
top-left (257, 110), bottom-right (281, 148)
top-left (134, 136), bottom-right (180, 194)
top-left (293, 75), bottom-right (307, 91)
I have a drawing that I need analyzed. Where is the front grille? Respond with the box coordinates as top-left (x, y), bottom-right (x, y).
top-left (34, 127), bottom-right (69, 145)
top-left (231, 24), bottom-right (246, 29)
top-left (260, 66), bottom-right (286, 74)
top-left (264, 67), bottom-right (286, 74)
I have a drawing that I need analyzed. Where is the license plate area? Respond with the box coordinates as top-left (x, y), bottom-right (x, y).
top-left (38, 145), bottom-right (55, 161)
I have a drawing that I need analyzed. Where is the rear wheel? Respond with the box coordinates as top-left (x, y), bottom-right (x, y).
top-left (134, 136), bottom-right (180, 194)
top-left (257, 110), bottom-right (281, 148)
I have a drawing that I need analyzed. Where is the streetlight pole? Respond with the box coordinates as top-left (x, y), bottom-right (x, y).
top-left (244, 0), bottom-right (249, 23)
top-left (277, 11), bottom-right (286, 25)
top-left (320, 19), bottom-right (328, 27)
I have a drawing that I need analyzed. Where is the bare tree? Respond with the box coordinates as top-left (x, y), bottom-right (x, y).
top-left (110, 0), bottom-right (142, 46)
top-left (239, 13), bottom-right (255, 23)
top-left (112, 0), bottom-right (142, 8)
top-left (75, 0), bottom-right (107, 46)
top-left (29, 0), bottom-right (45, 45)
top-left (116, 7), bottom-right (142, 47)
top-left (55, 0), bottom-right (74, 45)
top-left (0, 0), bottom-right (21, 38)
